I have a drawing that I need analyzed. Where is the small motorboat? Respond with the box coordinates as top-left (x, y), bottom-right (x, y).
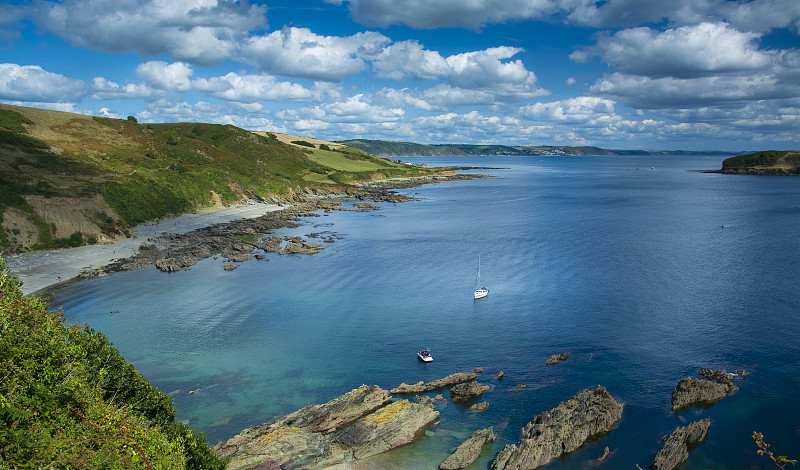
top-left (417, 348), bottom-right (433, 362)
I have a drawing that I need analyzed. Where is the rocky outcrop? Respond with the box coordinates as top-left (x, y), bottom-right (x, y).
top-left (650, 418), bottom-right (710, 470)
top-left (440, 427), bottom-right (496, 470)
top-left (279, 241), bottom-right (325, 255)
top-left (391, 371), bottom-right (480, 395)
top-left (491, 386), bottom-right (623, 470)
top-left (697, 368), bottom-right (748, 386)
top-left (216, 386), bottom-right (438, 470)
top-left (329, 396), bottom-right (438, 461)
top-left (281, 385), bottom-right (392, 434)
top-left (449, 381), bottom-right (490, 401)
top-left (470, 401), bottom-right (489, 412)
top-left (154, 256), bottom-right (197, 272)
top-left (545, 353), bottom-right (572, 365)
top-left (671, 378), bottom-right (737, 412)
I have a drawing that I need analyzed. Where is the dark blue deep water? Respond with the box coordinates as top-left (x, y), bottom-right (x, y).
top-left (51, 155), bottom-right (800, 469)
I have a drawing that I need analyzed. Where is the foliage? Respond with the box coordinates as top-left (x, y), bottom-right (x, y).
top-left (101, 179), bottom-right (193, 226)
top-left (52, 231), bottom-right (85, 249)
top-left (753, 431), bottom-right (798, 469)
top-left (0, 255), bottom-right (227, 469)
top-left (318, 144), bottom-right (331, 151)
top-left (722, 151), bottom-right (787, 169)
top-left (291, 140), bottom-right (315, 148)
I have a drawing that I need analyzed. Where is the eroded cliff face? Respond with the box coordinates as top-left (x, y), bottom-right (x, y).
top-left (2, 194), bottom-right (129, 251)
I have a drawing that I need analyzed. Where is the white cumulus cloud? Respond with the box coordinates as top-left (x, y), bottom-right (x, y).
top-left (572, 23), bottom-right (772, 78)
top-left (34, 0), bottom-right (264, 65)
top-left (194, 72), bottom-right (317, 102)
top-left (136, 61), bottom-right (195, 91)
top-left (238, 27), bottom-right (390, 81)
top-left (519, 97), bottom-right (617, 124)
top-left (0, 63), bottom-right (87, 102)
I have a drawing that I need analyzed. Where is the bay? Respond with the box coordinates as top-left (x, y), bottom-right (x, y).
top-left (50, 155), bottom-right (800, 469)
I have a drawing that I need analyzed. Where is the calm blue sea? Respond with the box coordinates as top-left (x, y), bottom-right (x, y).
top-left (50, 155), bottom-right (800, 469)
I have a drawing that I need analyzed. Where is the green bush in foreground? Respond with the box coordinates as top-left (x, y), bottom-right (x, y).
top-left (0, 256), bottom-right (227, 469)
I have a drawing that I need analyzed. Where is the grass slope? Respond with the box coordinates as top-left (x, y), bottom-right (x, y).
top-left (0, 104), bottom-right (438, 252)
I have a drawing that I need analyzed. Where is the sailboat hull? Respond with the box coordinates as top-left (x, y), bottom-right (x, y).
top-left (474, 288), bottom-right (489, 300)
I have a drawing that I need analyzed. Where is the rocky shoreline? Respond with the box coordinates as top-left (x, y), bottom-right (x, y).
top-left (211, 361), bottom-right (751, 470)
top-left (78, 173), bottom-right (488, 281)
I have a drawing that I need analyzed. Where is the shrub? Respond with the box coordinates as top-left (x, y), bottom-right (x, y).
top-left (0, 255), bottom-right (227, 469)
top-left (291, 140), bottom-right (315, 148)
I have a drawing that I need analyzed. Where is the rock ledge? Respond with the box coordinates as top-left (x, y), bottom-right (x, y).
top-left (491, 386), bottom-right (623, 470)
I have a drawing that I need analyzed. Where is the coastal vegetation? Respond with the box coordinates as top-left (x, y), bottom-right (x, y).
top-left (720, 150), bottom-right (800, 175)
top-left (337, 138), bottom-right (738, 157)
top-left (0, 104), bottom-right (440, 253)
top-left (0, 256), bottom-right (227, 469)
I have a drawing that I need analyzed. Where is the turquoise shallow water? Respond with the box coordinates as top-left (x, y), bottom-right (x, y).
top-left (51, 155), bottom-right (800, 469)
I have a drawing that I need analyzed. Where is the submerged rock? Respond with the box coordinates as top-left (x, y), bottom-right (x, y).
top-left (671, 378), bottom-right (736, 412)
top-left (650, 418), bottom-right (710, 470)
top-left (440, 427), bottom-right (496, 470)
top-left (491, 386), bottom-right (623, 470)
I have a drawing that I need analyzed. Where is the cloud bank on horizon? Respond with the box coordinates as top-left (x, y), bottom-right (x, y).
top-left (1, 0), bottom-right (798, 150)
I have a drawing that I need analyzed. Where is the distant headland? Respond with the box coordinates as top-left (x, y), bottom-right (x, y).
top-left (718, 150), bottom-right (800, 175)
top-left (336, 138), bottom-right (740, 157)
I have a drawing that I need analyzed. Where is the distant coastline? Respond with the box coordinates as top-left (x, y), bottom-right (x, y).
top-left (337, 138), bottom-right (741, 158)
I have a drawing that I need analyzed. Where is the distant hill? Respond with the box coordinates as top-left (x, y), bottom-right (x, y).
top-left (0, 104), bottom-right (438, 253)
top-left (719, 150), bottom-right (800, 175)
top-left (337, 139), bottom-right (738, 157)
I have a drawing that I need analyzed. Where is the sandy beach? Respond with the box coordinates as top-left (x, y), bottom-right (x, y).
top-left (5, 202), bottom-right (285, 295)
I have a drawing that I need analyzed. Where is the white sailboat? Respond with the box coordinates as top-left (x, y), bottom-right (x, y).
top-left (473, 255), bottom-right (488, 300)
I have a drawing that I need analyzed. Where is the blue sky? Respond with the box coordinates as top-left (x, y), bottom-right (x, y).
top-left (1, 0), bottom-right (798, 150)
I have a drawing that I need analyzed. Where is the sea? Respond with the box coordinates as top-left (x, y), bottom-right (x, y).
top-left (49, 155), bottom-right (800, 469)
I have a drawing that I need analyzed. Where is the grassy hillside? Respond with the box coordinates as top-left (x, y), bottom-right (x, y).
top-left (337, 138), bottom-right (737, 157)
top-left (720, 150), bottom-right (800, 175)
top-left (0, 256), bottom-right (226, 469)
top-left (0, 104), bottom-right (438, 252)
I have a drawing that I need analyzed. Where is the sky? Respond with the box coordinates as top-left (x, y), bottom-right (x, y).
top-left (1, 0), bottom-right (799, 151)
